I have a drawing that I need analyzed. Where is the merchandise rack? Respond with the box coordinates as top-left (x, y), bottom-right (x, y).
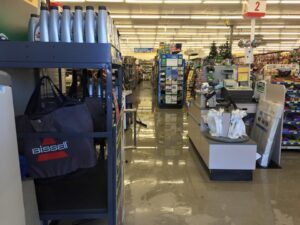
top-left (123, 56), bottom-right (137, 91)
top-left (0, 41), bottom-right (124, 225)
top-left (140, 60), bottom-right (152, 81)
top-left (157, 54), bottom-right (185, 108)
top-left (272, 80), bottom-right (300, 150)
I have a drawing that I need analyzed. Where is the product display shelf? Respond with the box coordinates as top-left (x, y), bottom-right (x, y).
top-left (157, 54), bottom-right (185, 108)
top-left (123, 56), bottom-right (137, 91)
top-left (140, 60), bottom-right (153, 81)
top-left (0, 41), bottom-right (124, 225)
top-left (123, 63), bottom-right (136, 90)
top-left (185, 64), bottom-right (195, 104)
top-left (272, 79), bottom-right (300, 150)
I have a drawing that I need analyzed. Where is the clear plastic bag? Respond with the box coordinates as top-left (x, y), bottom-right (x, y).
top-left (228, 110), bottom-right (247, 139)
top-left (207, 109), bottom-right (224, 137)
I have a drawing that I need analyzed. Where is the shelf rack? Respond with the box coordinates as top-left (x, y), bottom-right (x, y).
top-left (157, 54), bottom-right (185, 108)
top-left (273, 80), bottom-right (300, 150)
top-left (0, 41), bottom-right (124, 225)
top-left (123, 56), bottom-right (137, 91)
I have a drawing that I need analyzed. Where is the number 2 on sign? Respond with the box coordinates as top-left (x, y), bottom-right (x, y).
top-left (255, 1), bottom-right (260, 11)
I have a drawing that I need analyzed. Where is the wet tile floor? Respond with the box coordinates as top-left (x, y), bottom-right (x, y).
top-left (64, 81), bottom-right (300, 225)
top-left (123, 81), bottom-right (300, 225)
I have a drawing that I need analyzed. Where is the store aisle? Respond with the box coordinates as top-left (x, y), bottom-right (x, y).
top-left (62, 81), bottom-right (300, 225)
top-left (123, 81), bottom-right (300, 225)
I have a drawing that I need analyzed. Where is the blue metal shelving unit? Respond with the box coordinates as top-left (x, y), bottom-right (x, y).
top-left (0, 41), bottom-right (124, 225)
top-left (157, 54), bottom-right (185, 108)
top-left (272, 80), bottom-right (300, 150)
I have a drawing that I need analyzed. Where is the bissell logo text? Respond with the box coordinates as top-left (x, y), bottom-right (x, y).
top-left (32, 138), bottom-right (69, 162)
top-left (32, 141), bottom-right (68, 155)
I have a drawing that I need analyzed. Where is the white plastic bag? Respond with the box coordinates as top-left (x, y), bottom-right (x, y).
top-left (207, 109), bottom-right (224, 137)
top-left (228, 109), bottom-right (247, 139)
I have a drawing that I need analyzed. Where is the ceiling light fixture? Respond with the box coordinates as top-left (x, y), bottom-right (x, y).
top-left (206, 26), bottom-right (229, 29)
top-left (134, 25), bottom-right (157, 28)
top-left (203, 0), bottom-right (241, 4)
top-left (131, 15), bottom-right (161, 19)
top-left (115, 25), bottom-right (133, 28)
top-left (54, 0), bottom-right (85, 2)
top-left (181, 26), bottom-right (205, 29)
top-left (111, 15), bottom-right (131, 19)
top-left (126, 0), bottom-right (163, 3)
top-left (164, 0), bottom-right (202, 3)
top-left (161, 15), bottom-right (191, 19)
top-left (86, 0), bottom-right (124, 2)
top-left (191, 15), bottom-right (220, 19)
top-left (157, 25), bottom-right (181, 28)
top-left (220, 16), bottom-right (243, 19)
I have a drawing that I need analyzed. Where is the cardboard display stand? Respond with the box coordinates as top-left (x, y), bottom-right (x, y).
top-left (251, 83), bottom-right (286, 167)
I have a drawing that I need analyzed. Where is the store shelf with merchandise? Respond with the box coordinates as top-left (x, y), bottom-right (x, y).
top-left (140, 60), bottom-right (153, 81)
top-left (235, 47), bottom-right (300, 151)
top-left (0, 41), bottom-right (124, 225)
top-left (157, 54), bottom-right (185, 108)
top-left (272, 75), bottom-right (300, 150)
top-left (123, 56), bottom-right (137, 91)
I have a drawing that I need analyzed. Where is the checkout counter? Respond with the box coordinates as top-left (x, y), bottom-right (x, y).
top-left (188, 90), bottom-right (258, 181)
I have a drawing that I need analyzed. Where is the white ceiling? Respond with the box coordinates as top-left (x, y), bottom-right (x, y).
top-left (56, 0), bottom-right (300, 54)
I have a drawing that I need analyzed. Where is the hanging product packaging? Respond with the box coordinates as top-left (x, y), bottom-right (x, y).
top-left (73, 6), bottom-right (84, 43)
top-left (49, 6), bottom-right (60, 42)
top-left (85, 6), bottom-right (96, 43)
top-left (28, 14), bottom-right (39, 42)
top-left (251, 99), bottom-right (284, 167)
top-left (39, 4), bottom-right (49, 42)
top-left (61, 5), bottom-right (72, 43)
top-left (97, 6), bottom-right (108, 43)
top-left (228, 109), bottom-right (247, 139)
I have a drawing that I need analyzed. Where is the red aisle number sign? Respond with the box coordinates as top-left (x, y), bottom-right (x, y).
top-left (243, 0), bottom-right (267, 18)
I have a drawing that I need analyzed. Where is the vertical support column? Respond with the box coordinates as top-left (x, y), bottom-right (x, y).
top-left (133, 110), bottom-right (137, 147)
top-left (58, 68), bottom-right (62, 91)
top-left (68, 70), bottom-right (78, 97)
top-left (117, 67), bottom-right (123, 109)
top-left (229, 25), bottom-right (234, 53)
top-left (250, 18), bottom-right (256, 42)
top-left (249, 18), bottom-right (256, 85)
top-left (106, 63), bottom-right (116, 225)
top-left (82, 69), bottom-right (88, 98)
top-left (157, 59), bottom-right (160, 107)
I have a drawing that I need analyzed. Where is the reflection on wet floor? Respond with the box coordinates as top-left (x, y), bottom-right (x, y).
top-left (124, 81), bottom-right (300, 225)
top-left (62, 81), bottom-right (300, 225)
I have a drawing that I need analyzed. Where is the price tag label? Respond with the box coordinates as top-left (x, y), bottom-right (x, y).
top-left (243, 0), bottom-right (267, 18)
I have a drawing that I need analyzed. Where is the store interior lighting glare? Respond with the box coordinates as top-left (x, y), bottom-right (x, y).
top-left (56, 0), bottom-right (300, 3)
top-left (53, 0), bottom-right (300, 53)
top-left (110, 14), bottom-right (300, 19)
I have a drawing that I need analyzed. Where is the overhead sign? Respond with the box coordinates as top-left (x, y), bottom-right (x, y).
top-left (134, 48), bottom-right (155, 53)
top-left (24, 0), bottom-right (38, 8)
top-left (243, 0), bottom-right (267, 18)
